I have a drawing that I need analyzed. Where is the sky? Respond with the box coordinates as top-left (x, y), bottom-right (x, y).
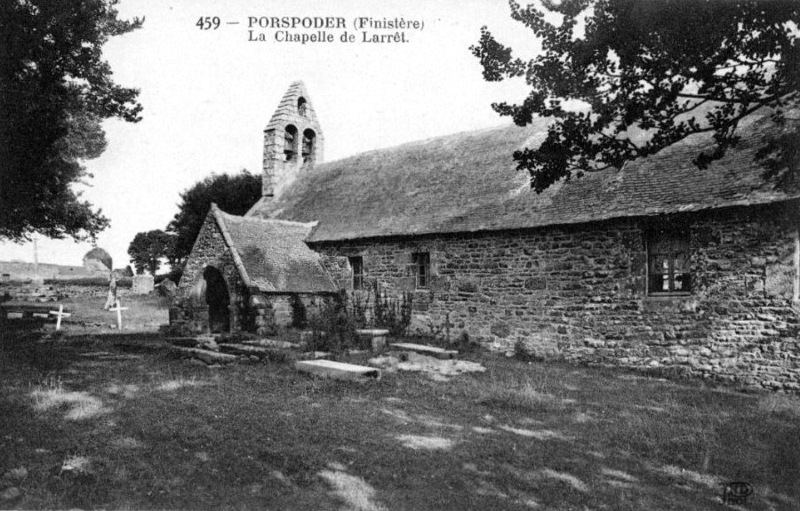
top-left (0, 0), bottom-right (540, 268)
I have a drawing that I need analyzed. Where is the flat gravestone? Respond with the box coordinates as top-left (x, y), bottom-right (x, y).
top-left (299, 351), bottom-right (332, 360)
top-left (174, 346), bottom-right (237, 364)
top-left (219, 344), bottom-right (277, 358)
top-left (356, 329), bottom-right (390, 350)
top-left (295, 360), bottom-right (381, 382)
top-left (390, 342), bottom-right (458, 359)
top-left (242, 339), bottom-right (299, 350)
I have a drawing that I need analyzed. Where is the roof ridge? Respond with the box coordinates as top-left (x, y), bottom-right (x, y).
top-left (316, 122), bottom-right (527, 167)
top-left (209, 204), bottom-right (254, 288)
top-left (215, 208), bottom-right (317, 229)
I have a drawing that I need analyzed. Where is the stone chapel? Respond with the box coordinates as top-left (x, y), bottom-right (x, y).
top-left (170, 81), bottom-right (800, 391)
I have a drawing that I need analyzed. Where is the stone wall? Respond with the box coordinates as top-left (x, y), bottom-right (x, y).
top-left (171, 214), bottom-right (247, 335)
top-left (268, 293), bottom-right (323, 331)
top-left (169, 213), bottom-right (330, 336)
top-left (131, 274), bottom-right (154, 295)
top-left (312, 202), bottom-right (800, 391)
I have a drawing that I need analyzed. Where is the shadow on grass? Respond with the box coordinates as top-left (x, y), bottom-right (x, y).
top-left (1, 329), bottom-right (799, 510)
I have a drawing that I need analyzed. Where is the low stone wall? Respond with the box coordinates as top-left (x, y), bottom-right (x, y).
top-left (132, 275), bottom-right (155, 294)
top-left (313, 202), bottom-right (800, 391)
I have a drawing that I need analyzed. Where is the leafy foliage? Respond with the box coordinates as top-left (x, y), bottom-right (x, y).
top-left (0, 0), bottom-right (143, 241)
top-left (373, 287), bottom-right (413, 337)
top-left (127, 229), bottom-right (172, 276)
top-left (307, 292), bottom-right (359, 355)
top-left (471, 0), bottom-right (800, 192)
top-left (167, 170), bottom-right (262, 265)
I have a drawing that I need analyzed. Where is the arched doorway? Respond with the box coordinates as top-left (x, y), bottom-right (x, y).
top-left (203, 266), bottom-right (230, 333)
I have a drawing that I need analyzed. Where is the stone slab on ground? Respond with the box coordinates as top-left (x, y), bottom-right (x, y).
top-left (370, 353), bottom-right (485, 381)
top-left (166, 337), bottom-right (202, 348)
top-left (302, 351), bottom-right (332, 359)
top-left (295, 360), bottom-right (381, 382)
top-left (219, 343), bottom-right (280, 358)
top-left (390, 342), bottom-right (458, 359)
top-left (194, 334), bottom-right (220, 346)
top-left (242, 339), bottom-right (300, 350)
top-left (173, 346), bottom-right (237, 365)
top-left (356, 329), bottom-right (390, 350)
top-left (3, 302), bottom-right (69, 320)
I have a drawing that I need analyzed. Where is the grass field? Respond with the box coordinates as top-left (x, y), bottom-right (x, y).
top-left (54, 291), bottom-right (169, 332)
top-left (1, 289), bottom-right (169, 333)
top-left (1, 320), bottom-right (799, 510)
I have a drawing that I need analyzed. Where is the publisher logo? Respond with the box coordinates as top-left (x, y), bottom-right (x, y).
top-left (721, 481), bottom-right (753, 505)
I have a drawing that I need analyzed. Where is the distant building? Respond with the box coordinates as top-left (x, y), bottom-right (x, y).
top-left (83, 247), bottom-right (113, 275)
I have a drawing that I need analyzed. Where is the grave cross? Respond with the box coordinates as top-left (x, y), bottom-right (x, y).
top-left (109, 300), bottom-right (129, 330)
top-left (49, 304), bottom-right (71, 331)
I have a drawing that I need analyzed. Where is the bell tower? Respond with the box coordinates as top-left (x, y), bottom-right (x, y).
top-left (262, 81), bottom-right (324, 198)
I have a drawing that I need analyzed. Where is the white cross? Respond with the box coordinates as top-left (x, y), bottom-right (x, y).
top-left (49, 304), bottom-right (71, 331)
top-left (108, 300), bottom-right (129, 330)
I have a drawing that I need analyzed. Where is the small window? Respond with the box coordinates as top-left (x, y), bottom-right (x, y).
top-left (302, 129), bottom-right (315, 163)
top-left (349, 256), bottom-right (364, 290)
top-left (284, 125), bottom-right (298, 161)
top-left (647, 227), bottom-right (691, 294)
top-left (412, 252), bottom-right (430, 289)
top-left (297, 97), bottom-right (307, 117)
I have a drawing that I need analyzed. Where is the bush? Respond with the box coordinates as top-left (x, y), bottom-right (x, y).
top-left (513, 339), bottom-right (540, 362)
top-left (307, 292), bottom-right (358, 355)
top-left (350, 291), bottom-right (370, 329)
top-left (455, 332), bottom-right (481, 353)
top-left (374, 287), bottom-right (413, 337)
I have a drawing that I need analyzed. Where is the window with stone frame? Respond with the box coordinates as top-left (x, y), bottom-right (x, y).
top-left (647, 226), bottom-right (691, 294)
top-left (349, 256), bottom-right (364, 290)
top-left (412, 252), bottom-right (430, 289)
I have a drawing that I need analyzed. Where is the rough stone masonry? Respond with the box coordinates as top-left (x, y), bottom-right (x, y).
top-left (315, 203), bottom-right (800, 391)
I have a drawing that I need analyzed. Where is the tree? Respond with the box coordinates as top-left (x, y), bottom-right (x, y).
top-left (128, 230), bottom-right (172, 276)
top-left (471, 0), bottom-right (800, 192)
top-left (0, 0), bottom-right (143, 242)
top-left (167, 170), bottom-right (262, 265)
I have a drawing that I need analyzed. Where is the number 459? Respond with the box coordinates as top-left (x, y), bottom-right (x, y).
top-left (196, 16), bottom-right (220, 30)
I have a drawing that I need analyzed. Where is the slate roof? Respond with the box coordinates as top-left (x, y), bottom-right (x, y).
top-left (211, 205), bottom-right (336, 293)
top-left (248, 107), bottom-right (800, 242)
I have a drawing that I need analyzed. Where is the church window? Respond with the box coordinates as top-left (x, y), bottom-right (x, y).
top-left (647, 227), bottom-right (691, 294)
top-left (284, 125), bottom-right (298, 161)
top-left (297, 97), bottom-right (307, 117)
top-left (349, 256), bottom-right (364, 290)
top-left (412, 252), bottom-right (430, 289)
top-left (302, 129), bottom-right (316, 162)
